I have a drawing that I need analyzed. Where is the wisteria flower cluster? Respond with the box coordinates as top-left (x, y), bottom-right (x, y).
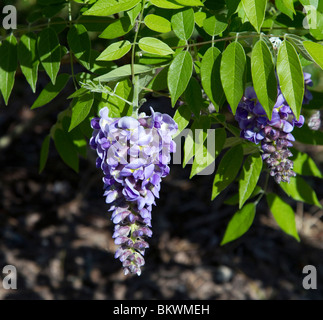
top-left (90, 107), bottom-right (177, 276)
top-left (233, 73), bottom-right (313, 184)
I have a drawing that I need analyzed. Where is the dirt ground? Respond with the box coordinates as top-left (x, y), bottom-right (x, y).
top-left (0, 75), bottom-right (322, 300)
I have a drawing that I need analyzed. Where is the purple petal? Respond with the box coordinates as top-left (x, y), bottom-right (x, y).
top-left (118, 117), bottom-right (140, 129)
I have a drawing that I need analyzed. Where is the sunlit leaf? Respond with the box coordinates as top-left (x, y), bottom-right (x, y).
top-left (168, 51), bottom-right (193, 107)
top-left (18, 32), bottom-right (39, 93)
top-left (241, 0), bottom-right (267, 32)
top-left (97, 40), bottom-right (132, 61)
top-left (239, 153), bottom-right (263, 209)
top-left (280, 176), bottom-right (322, 208)
top-left (201, 47), bottom-right (224, 112)
top-left (144, 14), bottom-right (172, 33)
top-left (38, 28), bottom-right (61, 85)
top-left (0, 34), bottom-right (17, 105)
top-left (83, 0), bottom-right (140, 16)
top-left (139, 37), bottom-right (174, 56)
top-left (277, 40), bottom-right (304, 120)
top-left (220, 41), bottom-right (246, 114)
top-left (266, 193), bottom-right (300, 241)
top-left (251, 39), bottom-right (277, 119)
top-left (67, 24), bottom-right (91, 69)
top-left (221, 203), bottom-right (256, 245)
top-left (171, 8), bottom-right (195, 41)
top-left (212, 144), bottom-right (244, 200)
top-left (31, 73), bottom-right (70, 109)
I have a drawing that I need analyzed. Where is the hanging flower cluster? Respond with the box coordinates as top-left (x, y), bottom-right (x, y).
top-left (233, 73), bottom-right (313, 184)
top-left (90, 107), bottom-right (177, 276)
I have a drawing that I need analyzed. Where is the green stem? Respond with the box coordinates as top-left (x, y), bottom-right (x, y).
top-left (171, 33), bottom-right (278, 50)
top-left (67, 1), bottom-right (77, 90)
top-left (131, 0), bottom-right (147, 116)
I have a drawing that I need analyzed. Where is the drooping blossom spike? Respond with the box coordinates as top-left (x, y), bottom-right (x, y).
top-left (90, 107), bottom-right (177, 276)
top-left (231, 72), bottom-right (313, 184)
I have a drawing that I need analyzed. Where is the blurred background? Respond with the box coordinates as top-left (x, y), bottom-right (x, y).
top-left (0, 0), bottom-right (323, 300)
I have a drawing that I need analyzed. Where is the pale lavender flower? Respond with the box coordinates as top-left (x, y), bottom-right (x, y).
top-left (90, 107), bottom-right (177, 276)
top-left (231, 72), bottom-right (312, 184)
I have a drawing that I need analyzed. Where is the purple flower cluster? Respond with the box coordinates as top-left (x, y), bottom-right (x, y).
top-left (233, 73), bottom-right (313, 184)
top-left (90, 107), bottom-right (177, 276)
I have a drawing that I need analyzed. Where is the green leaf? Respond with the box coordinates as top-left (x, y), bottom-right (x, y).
top-left (69, 93), bottom-right (94, 132)
top-left (239, 153), bottom-right (263, 209)
top-left (303, 41), bottom-right (323, 70)
top-left (42, 3), bottom-right (66, 18)
top-left (97, 40), bottom-right (132, 61)
top-left (77, 16), bottom-right (114, 33)
top-left (280, 176), bottom-right (322, 208)
top-left (168, 51), bottom-right (193, 107)
top-left (275, 0), bottom-right (295, 19)
top-left (67, 24), bottom-right (91, 69)
top-left (31, 73), bottom-right (70, 109)
top-left (0, 34), bottom-right (17, 105)
top-left (203, 15), bottom-right (228, 36)
top-left (251, 39), bottom-right (277, 119)
top-left (237, 1), bottom-right (249, 23)
top-left (241, 0), bottom-right (267, 32)
top-left (99, 17), bottom-right (133, 39)
top-left (183, 120), bottom-right (198, 167)
top-left (225, 186), bottom-right (262, 205)
top-left (191, 127), bottom-right (226, 178)
top-left (223, 137), bottom-right (244, 149)
top-left (50, 17), bottom-right (67, 34)
top-left (150, 0), bottom-right (184, 9)
top-left (39, 135), bottom-right (51, 173)
top-left (184, 77), bottom-right (203, 118)
top-left (144, 14), bottom-right (172, 33)
top-left (175, 0), bottom-right (204, 5)
top-left (83, 0), bottom-right (140, 16)
top-left (220, 41), bottom-right (246, 114)
top-left (277, 40), bottom-right (304, 120)
top-left (194, 11), bottom-right (206, 27)
top-left (139, 53), bottom-right (172, 65)
top-left (226, 0), bottom-right (241, 17)
top-left (70, 127), bottom-right (88, 159)
top-left (171, 8), bottom-right (195, 41)
top-left (139, 37), bottom-right (174, 56)
top-left (68, 87), bottom-right (88, 99)
top-left (173, 104), bottom-right (191, 137)
top-left (86, 49), bottom-right (115, 75)
top-left (280, 0), bottom-right (296, 13)
top-left (221, 203), bottom-right (256, 245)
top-left (291, 149), bottom-right (323, 178)
top-left (53, 128), bottom-right (79, 172)
top-left (201, 47), bottom-right (225, 112)
top-left (266, 193), bottom-right (300, 241)
top-left (299, 0), bottom-right (318, 7)
top-left (38, 28), bottom-right (61, 85)
top-left (147, 67), bottom-right (169, 91)
top-left (107, 78), bottom-right (133, 117)
top-left (127, 3), bottom-right (141, 25)
top-left (59, 115), bottom-right (87, 158)
top-left (305, 9), bottom-right (323, 40)
top-left (95, 64), bottom-right (154, 82)
top-left (183, 116), bottom-right (210, 168)
top-left (286, 35), bottom-right (315, 62)
top-left (18, 32), bottom-right (39, 93)
top-left (212, 144), bottom-right (244, 200)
